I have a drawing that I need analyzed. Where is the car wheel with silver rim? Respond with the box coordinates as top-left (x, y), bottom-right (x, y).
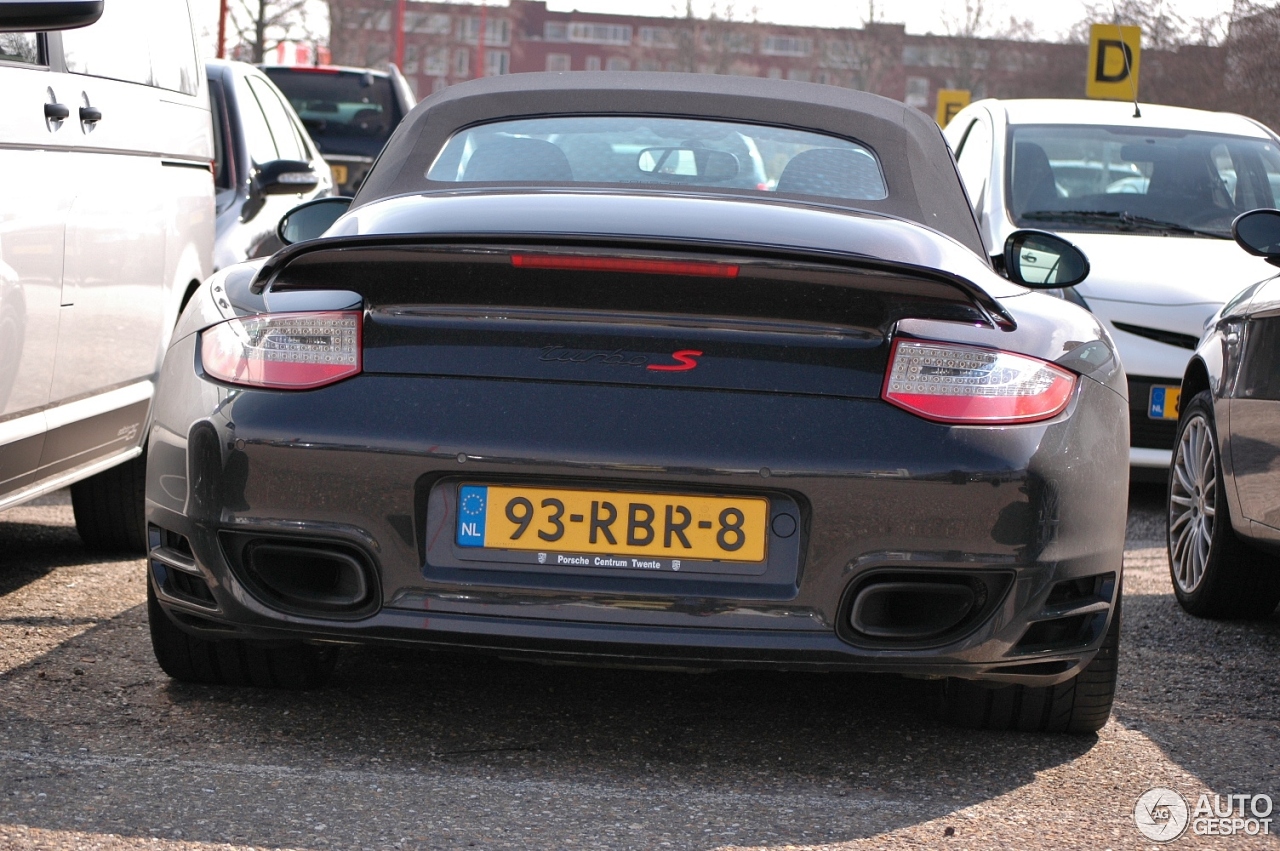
top-left (1167, 390), bottom-right (1280, 618)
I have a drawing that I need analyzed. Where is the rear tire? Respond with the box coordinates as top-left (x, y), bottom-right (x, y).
top-left (71, 455), bottom-right (147, 553)
top-left (1167, 391), bottom-right (1280, 618)
top-left (147, 580), bottom-right (338, 689)
top-left (940, 596), bottom-right (1120, 734)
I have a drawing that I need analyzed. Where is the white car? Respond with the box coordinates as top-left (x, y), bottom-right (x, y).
top-left (0, 0), bottom-right (213, 549)
top-left (943, 99), bottom-right (1280, 475)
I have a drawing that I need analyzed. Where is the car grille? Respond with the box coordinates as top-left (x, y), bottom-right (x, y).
top-left (1127, 375), bottom-right (1179, 450)
top-left (1112, 321), bottom-right (1199, 351)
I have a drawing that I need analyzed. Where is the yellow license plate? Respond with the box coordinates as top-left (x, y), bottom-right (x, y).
top-left (330, 164), bottom-right (348, 186)
top-left (456, 485), bottom-right (767, 563)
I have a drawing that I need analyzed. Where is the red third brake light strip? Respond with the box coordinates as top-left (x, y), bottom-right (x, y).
top-left (511, 254), bottom-right (739, 278)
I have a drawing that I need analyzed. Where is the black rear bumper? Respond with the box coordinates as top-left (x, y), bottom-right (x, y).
top-left (145, 341), bottom-right (1129, 686)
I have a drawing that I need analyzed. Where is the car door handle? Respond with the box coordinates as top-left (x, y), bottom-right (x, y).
top-left (79, 106), bottom-right (102, 124)
top-left (44, 102), bottom-right (70, 120)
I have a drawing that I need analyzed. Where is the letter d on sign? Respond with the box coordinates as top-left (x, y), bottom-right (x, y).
top-left (1086, 23), bottom-right (1141, 101)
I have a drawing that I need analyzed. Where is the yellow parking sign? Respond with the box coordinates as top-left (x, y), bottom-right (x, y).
top-left (935, 89), bottom-right (970, 128)
top-left (1086, 24), bottom-right (1141, 101)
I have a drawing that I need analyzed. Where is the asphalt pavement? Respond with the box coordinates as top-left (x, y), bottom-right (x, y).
top-left (0, 485), bottom-right (1276, 850)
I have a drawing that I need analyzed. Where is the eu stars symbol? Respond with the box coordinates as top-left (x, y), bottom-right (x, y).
top-left (462, 492), bottom-right (485, 516)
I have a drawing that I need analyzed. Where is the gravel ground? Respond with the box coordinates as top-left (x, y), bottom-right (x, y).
top-left (0, 485), bottom-right (1276, 850)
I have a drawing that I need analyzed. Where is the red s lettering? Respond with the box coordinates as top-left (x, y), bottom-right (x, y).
top-left (647, 350), bottom-right (702, 372)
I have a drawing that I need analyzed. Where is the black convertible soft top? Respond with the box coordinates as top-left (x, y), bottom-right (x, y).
top-left (355, 72), bottom-right (985, 256)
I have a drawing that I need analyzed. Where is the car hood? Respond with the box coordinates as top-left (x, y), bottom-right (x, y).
top-left (1065, 232), bottom-right (1275, 306)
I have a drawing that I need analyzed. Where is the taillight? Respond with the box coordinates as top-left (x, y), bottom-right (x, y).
top-left (882, 340), bottom-right (1075, 424)
top-left (200, 311), bottom-right (361, 390)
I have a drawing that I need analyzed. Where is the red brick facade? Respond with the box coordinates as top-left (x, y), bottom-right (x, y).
top-left (322, 0), bottom-right (1223, 116)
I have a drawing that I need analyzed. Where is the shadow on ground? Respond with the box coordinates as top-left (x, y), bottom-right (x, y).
top-left (0, 602), bottom-right (1099, 849)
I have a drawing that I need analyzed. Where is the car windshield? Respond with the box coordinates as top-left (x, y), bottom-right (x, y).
top-left (264, 68), bottom-right (399, 143)
top-left (1008, 124), bottom-right (1280, 238)
top-left (425, 115), bottom-right (888, 202)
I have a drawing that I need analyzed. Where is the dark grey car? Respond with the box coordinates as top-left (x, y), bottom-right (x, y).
top-left (208, 59), bottom-right (332, 271)
top-left (262, 64), bottom-right (415, 196)
top-left (1167, 208), bottom-right (1280, 618)
top-left (146, 73), bottom-right (1127, 733)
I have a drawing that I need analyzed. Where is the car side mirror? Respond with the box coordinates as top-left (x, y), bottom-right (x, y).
top-left (1002, 230), bottom-right (1090, 288)
top-left (277, 197), bottom-right (352, 245)
top-left (1232, 209), bottom-right (1280, 267)
top-left (256, 159), bottom-right (320, 196)
top-left (0, 0), bottom-right (102, 31)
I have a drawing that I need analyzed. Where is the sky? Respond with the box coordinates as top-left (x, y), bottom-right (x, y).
top-left (195, 0), bottom-right (1239, 55)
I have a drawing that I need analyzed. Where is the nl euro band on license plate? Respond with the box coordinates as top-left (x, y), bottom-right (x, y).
top-left (454, 484), bottom-right (769, 575)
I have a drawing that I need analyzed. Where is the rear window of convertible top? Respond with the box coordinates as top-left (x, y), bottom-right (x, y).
top-left (425, 115), bottom-right (889, 202)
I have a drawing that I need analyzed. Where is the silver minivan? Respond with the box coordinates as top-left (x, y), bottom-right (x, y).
top-left (0, 1), bottom-right (214, 550)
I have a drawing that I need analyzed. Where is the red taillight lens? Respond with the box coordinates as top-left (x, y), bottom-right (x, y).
top-left (200, 311), bottom-right (361, 390)
top-left (882, 340), bottom-right (1076, 424)
top-left (511, 254), bottom-right (739, 278)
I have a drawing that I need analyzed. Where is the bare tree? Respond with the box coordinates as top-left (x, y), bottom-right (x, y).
top-left (814, 2), bottom-right (900, 95)
top-left (229, 0), bottom-right (316, 63)
top-left (1223, 1), bottom-right (1280, 131)
top-left (1063, 0), bottom-right (1232, 108)
top-left (656, 1), bottom-right (757, 74)
top-left (1067, 0), bottom-right (1199, 48)
top-left (934, 0), bottom-right (1039, 97)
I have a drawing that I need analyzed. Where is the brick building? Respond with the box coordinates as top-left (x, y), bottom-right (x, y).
top-left (322, 0), bottom-right (1222, 116)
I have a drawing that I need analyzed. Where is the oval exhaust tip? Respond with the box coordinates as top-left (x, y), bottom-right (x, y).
top-left (850, 581), bottom-right (976, 640)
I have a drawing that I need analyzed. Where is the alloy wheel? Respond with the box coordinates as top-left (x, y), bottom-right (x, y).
top-left (1169, 412), bottom-right (1216, 594)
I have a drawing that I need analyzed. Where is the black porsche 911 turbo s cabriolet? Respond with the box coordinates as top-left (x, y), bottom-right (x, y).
top-left (144, 73), bottom-right (1128, 732)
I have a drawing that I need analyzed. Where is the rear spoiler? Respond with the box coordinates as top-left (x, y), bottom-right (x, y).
top-left (251, 233), bottom-right (1016, 331)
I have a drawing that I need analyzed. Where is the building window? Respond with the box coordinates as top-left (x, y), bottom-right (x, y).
top-left (402, 44), bottom-right (419, 74)
top-left (761, 35), bottom-right (811, 57)
top-left (702, 31), bottom-right (753, 53)
top-left (404, 12), bottom-right (450, 34)
top-left (786, 68), bottom-right (810, 82)
top-left (639, 26), bottom-right (674, 48)
top-left (824, 39), bottom-right (856, 68)
top-left (568, 22), bottom-right (632, 45)
top-left (432, 77), bottom-right (448, 93)
top-left (606, 56), bottom-right (630, 71)
top-left (485, 50), bottom-right (509, 76)
top-left (454, 48), bottom-right (470, 77)
top-left (459, 16), bottom-right (510, 46)
top-left (546, 53), bottom-right (570, 72)
top-left (544, 21), bottom-right (567, 41)
top-left (424, 46), bottom-right (449, 76)
top-left (767, 67), bottom-right (782, 78)
top-left (585, 55), bottom-right (601, 71)
top-left (905, 76), bottom-right (929, 108)
top-left (637, 59), bottom-right (661, 71)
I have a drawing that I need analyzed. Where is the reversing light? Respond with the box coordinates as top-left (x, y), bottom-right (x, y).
top-left (882, 340), bottom-right (1075, 424)
top-left (511, 254), bottom-right (739, 278)
top-left (200, 311), bottom-right (361, 390)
